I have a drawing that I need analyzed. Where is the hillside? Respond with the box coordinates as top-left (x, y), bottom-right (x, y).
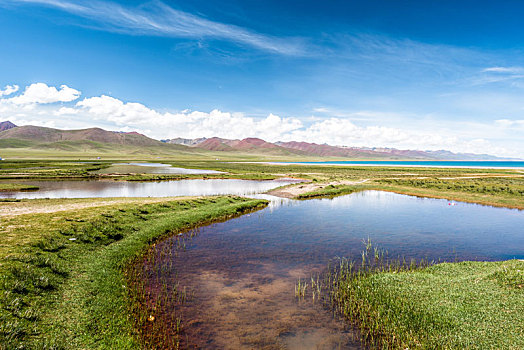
top-left (0, 124), bottom-right (204, 159)
top-left (195, 137), bottom-right (307, 156)
top-left (275, 141), bottom-right (391, 158)
top-left (0, 125), bottom-right (163, 146)
top-left (0, 121), bottom-right (16, 132)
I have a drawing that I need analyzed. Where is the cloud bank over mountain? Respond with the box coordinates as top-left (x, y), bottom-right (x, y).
top-left (0, 83), bottom-right (521, 158)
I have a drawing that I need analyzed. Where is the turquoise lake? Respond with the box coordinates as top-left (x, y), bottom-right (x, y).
top-left (276, 160), bottom-right (524, 168)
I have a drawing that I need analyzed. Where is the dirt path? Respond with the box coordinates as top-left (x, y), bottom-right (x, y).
top-left (0, 197), bottom-right (197, 217)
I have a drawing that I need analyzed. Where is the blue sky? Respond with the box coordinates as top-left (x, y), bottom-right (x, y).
top-left (1, 0), bottom-right (524, 157)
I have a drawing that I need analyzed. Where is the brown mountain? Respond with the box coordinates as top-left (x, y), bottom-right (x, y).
top-left (166, 136), bottom-right (511, 160)
top-left (195, 137), bottom-right (305, 155)
top-left (275, 141), bottom-right (387, 158)
top-left (196, 137), bottom-right (235, 151)
top-left (0, 121), bottom-right (17, 132)
top-left (0, 125), bottom-right (163, 146)
top-left (227, 137), bottom-right (280, 150)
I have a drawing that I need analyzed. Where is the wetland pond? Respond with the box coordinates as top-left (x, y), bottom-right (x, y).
top-left (140, 191), bottom-right (524, 349)
top-left (0, 178), bottom-right (299, 199)
top-left (94, 162), bottom-right (226, 175)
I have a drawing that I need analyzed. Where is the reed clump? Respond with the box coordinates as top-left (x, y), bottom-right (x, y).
top-left (323, 240), bottom-right (432, 348)
top-left (303, 239), bottom-right (524, 349)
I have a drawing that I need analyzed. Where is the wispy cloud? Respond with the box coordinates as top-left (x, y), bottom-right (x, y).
top-left (472, 66), bottom-right (524, 86)
top-left (2, 0), bottom-right (305, 55)
top-left (482, 66), bottom-right (524, 73)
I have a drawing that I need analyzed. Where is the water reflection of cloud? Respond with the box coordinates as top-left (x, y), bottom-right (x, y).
top-left (0, 179), bottom-right (300, 199)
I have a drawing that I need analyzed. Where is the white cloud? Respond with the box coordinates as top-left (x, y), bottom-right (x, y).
top-left (0, 85), bottom-right (19, 97)
top-left (54, 106), bottom-right (80, 115)
top-left (473, 66), bottom-right (524, 86)
top-left (312, 107), bottom-right (330, 113)
top-left (7, 83), bottom-right (80, 104)
top-left (76, 95), bottom-right (158, 124)
top-left (76, 95), bottom-right (304, 141)
top-left (495, 119), bottom-right (524, 128)
top-left (1, 82), bottom-right (523, 158)
top-left (3, 0), bottom-right (304, 55)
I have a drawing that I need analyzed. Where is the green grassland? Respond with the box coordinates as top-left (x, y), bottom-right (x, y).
top-left (0, 138), bottom-right (322, 161)
top-left (0, 196), bottom-right (267, 349)
top-left (0, 158), bottom-right (523, 349)
top-left (329, 258), bottom-right (524, 349)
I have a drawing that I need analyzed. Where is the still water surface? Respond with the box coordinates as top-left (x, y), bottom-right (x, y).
top-left (96, 162), bottom-right (225, 174)
top-left (144, 191), bottom-right (524, 349)
top-left (0, 178), bottom-right (298, 199)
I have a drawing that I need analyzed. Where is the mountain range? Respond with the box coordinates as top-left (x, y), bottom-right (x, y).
top-left (163, 136), bottom-right (513, 160)
top-left (0, 121), bottom-right (516, 160)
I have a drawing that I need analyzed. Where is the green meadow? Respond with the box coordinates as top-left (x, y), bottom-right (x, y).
top-left (0, 158), bottom-right (522, 348)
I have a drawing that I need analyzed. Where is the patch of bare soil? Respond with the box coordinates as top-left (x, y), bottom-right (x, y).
top-left (267, 180), bottom-right (369, 199)
top-left (0, 197), bottom-right (195, 217)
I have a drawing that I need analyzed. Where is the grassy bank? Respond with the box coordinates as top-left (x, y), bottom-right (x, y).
top-left (328, 256), bottom-right (524, 349)
top-left (294, 181), bottom-right (524, 209)
top-left (0, 196), bottom-right (267, 349)
top-left (296, 184), bottom-right (361, 199)
top-left (0, 183), bottom-right (39, 191)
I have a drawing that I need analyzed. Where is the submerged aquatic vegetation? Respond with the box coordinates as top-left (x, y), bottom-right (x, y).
top-left (125, 229), bottom-right (199, 349)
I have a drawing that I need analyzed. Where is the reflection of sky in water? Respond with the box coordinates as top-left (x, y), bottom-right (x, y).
top-left (101, 162), bottom-right (225, 174)
top-left (150, 190), bottom-right (524, 348)
top-left (0, 179), bottom-right (299, 199)
top-left (184, 190), bottom-right (524, 264)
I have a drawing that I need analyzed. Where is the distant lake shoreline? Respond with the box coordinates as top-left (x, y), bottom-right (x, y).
top-left (267, 160), bottom-right (524, 169)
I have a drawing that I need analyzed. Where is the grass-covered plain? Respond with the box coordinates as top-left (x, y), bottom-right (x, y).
top-left (1, 158), bottom-right (523, 349)
top-left (0, 196), bottom-right (267, 349)
top-left (0, 160), bottom-right (107, 179)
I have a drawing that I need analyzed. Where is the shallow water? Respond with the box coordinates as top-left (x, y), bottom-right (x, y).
top-left (0, 178), bottom-right (299, 199)
top-left (144, 191), bottom-right (524, 349)
top-left (96, 162), bottom-right (225, 174)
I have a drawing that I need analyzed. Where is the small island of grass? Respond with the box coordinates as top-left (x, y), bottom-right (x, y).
top-left (0, 183), bottom-right (39, 192)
